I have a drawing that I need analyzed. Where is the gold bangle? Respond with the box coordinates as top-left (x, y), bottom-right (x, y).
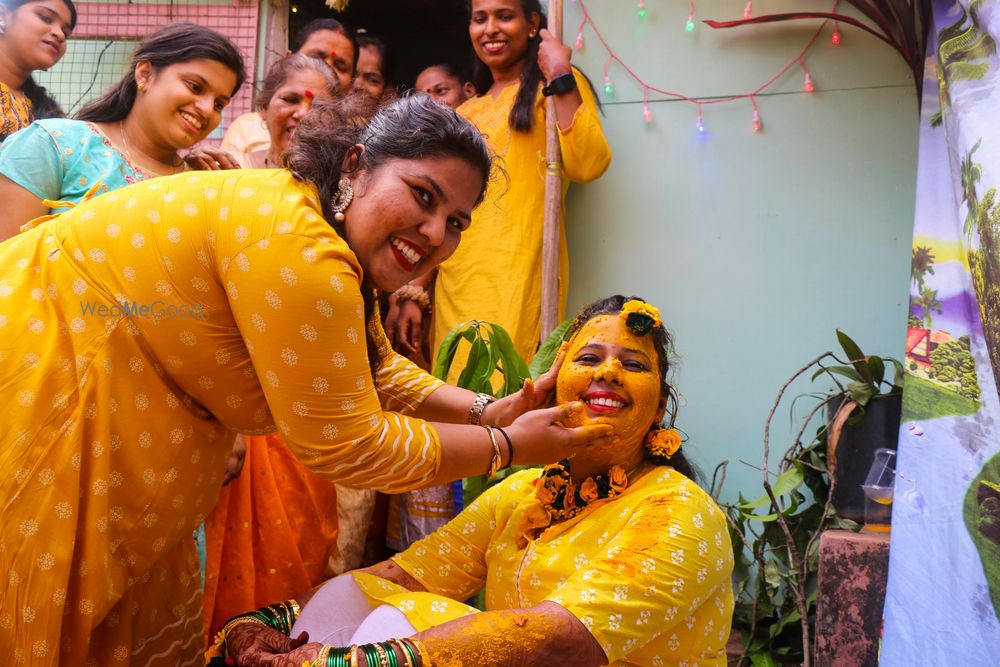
top-left (411, 638), bottom-right (431, 667)
top-left (350, 644), bottom-right (360, 667)
top-left (220, 615), bottom-right (269, 638)
top-left (317, 644), bottom-right (333, 666)
top-left (288, 598), bottom-right (301, 619)
top-left (373, 643), bottom-right (390, 667)
top-left (484, 426), bottom-right (502, 477)
top-left (396, 639), bottom-right (414, 667)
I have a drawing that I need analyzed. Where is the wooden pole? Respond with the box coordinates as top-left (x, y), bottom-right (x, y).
top-left (540, 0), bottom-right (564, 342)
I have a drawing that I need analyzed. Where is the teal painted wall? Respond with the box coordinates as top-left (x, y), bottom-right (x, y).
top-left (561, 0), bottom-right (917, 502)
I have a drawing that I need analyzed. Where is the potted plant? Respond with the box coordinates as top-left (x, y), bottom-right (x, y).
top-left (721, 331), bottom-right (903, 667)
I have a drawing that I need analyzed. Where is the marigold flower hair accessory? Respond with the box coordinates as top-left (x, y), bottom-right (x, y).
top-left (619, 299), bottom-right (663, 335)
top-left (645, 427), bottom-right (683, 460)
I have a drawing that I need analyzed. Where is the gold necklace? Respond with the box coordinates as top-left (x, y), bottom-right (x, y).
top-left (119, 120), bottom-right (182, 176)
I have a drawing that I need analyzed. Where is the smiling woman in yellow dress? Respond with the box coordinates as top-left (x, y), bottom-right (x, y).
top-left (0, 95), bottom-right (612, 665)
top-left (387, 0), bottom-right (611, 372)
top-left (222, 296), bottom-right (735, 667)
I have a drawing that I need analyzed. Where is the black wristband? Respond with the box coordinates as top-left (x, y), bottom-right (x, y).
top-left (497, 427), bottom-right (514, 468)
top-left (542, 72), bottom-right (577, 97)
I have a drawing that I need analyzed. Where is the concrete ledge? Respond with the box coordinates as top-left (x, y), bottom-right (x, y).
top-left (815, 529), bottom-right (890, 667)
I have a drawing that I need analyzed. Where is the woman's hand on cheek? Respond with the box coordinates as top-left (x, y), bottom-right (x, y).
top-left (483, 344), bottom-right (567, 427)
top-left (505, 402), bottom-right (614, 466)
top-left (536, 29), bottom-right (573, 82)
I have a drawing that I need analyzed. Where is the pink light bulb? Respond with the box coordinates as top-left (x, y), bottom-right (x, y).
top-left (575, 32), bottom-right (584, 49)
top-left (752, 109), bottom-right (761, 132)
top-left (831, 30), bottom-right (841, 45)
top-left (643, 106), bottom-right (652, 123)
top-left (743, 0), bottom-right (753, 20)
top-left (804, 73), bottom-right (815, 92)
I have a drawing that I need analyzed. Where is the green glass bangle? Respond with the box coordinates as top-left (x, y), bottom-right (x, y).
top-left (361, 643), bottom-right (379, 667)
top-left (247, 610), bottom-right (279, 630)
top-left (328, 648), bottom-right (350, 667)
top-left (386, 641), bottom-right (400, 667)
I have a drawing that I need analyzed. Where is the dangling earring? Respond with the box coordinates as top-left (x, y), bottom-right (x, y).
top-left (0, 19), bottom-right (7, 35)
top-left (645, 427), bottom-right (682, 460)
top-left (331, 177), bottom-right (353, 222)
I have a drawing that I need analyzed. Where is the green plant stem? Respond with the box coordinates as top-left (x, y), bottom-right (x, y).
top-left (761, 352), bottom-right (836, 667)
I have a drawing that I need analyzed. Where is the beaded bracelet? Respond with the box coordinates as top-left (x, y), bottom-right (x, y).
top-left (393, 283), bottom-right (431, 312)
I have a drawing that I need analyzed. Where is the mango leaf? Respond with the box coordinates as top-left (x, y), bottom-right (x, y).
top-left (457, 336), bottom-right (491, 390)
top-left (739, 465), bottom-right (805, 510)
top-left (837, 330), bottom-right (874, 384)
top-left (487, 323), bottom-right (530, 397)
top-left (432, 321), bottom-right (471, 380)
top-left (529, 318), bottom-right (573, 380)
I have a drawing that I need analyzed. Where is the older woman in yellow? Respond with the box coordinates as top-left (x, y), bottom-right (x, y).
top-left (222, 295), bottom-right (735, 667)
top-left (0, 96), bottom-right (613, 666)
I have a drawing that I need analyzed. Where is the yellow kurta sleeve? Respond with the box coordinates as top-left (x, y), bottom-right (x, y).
top-left (371, 318), bottom-right (446, 415)
top-left (547, 476), bottom-right (734, 663)
top-left (222, 229), bottom-right (442, 493)
top-left (558, 69), bottom-right (612, 183)
top-left (391, 474), bottom-right (514, 601)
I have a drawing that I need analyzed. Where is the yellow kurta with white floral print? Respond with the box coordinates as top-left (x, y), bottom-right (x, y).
top-left (433, 70), bottom-right (611, 369)
top-left (0, 169), bottom-right (444, 666)
top-left (387, 467), bottom-right (735, 666)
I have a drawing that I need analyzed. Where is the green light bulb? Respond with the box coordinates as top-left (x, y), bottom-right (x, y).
top-left (638, 7), bottom-right (647, 18)
top-left (685, 19), bottom-right (695, 32)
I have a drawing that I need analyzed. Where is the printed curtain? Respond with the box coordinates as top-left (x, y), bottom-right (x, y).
top-left (882, 0), bottom-right (1000, 663)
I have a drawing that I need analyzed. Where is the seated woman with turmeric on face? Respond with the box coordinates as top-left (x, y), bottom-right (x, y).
top-left (217, 295), bottom-right (735, 667)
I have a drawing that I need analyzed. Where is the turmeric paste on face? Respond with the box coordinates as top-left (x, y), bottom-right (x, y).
top-left (555, 315), bottom-right (662, 449)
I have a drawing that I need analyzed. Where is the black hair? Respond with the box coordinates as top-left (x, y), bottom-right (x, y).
top-left (75, 22), bottom-right (245, 123)
top-left (466, 0), bottom-right (601, 133)
top-left (567, 294), bottom-right (699, 481)
top-left (255, 54), bottom-right (337, 111)
top-left (419, 63), bottom-right (470, 86)
top-left (286, 94), bottom-right (493, 379)
top-left (2, 0), bottom-right (78, 120)
top-left (467, 0), bottom-right (543, 132)
top-left (355, 31), bottom-right (393, 84)
top-left (292, 17), bottom-right (358, 74)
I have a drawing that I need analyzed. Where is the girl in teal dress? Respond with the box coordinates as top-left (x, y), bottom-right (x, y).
top-left (0, 22), bottom-right (245, 240)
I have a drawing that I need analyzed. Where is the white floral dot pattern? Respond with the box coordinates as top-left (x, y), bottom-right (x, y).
top-left (391, 468), bottom-right (735, 665)
top-left (0, 169), bottom-right (448, 663)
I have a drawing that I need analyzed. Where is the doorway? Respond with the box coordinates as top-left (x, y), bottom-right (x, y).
top-left (290, 0), bottom-right (473, 89)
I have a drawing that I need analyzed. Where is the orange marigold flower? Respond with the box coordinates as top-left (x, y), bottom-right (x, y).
top-left (619, 300), bottom-right (663, 327)
top-left (646, 428), bottom-right (683, 459)
top-left (579, 477), bottom-right (599, 502)
top-left (609, 465), bottom-right (628, 493)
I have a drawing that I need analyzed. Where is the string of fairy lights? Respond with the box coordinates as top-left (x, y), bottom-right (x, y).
top-left (572, 0), bottom-right (844, 133)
